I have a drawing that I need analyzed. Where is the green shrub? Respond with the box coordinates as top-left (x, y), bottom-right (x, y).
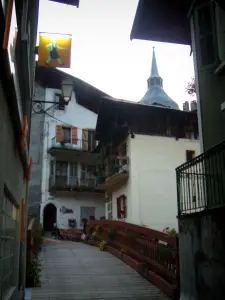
top-left (29, 256), bottom-right (42, 287)
top-left (92, 231), bottom-right (97, 237)
top-left (163, 227), bottom-right (177, 236)
top-left (99, 240), bottom-right (107, 251)
top-left (96, 224), bottom-right (103, 233)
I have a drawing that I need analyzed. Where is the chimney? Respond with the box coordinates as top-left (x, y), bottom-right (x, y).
top-left (183, 101), bottom-right (190, 111)
top-left (190, 100), bottom-right (197, 111)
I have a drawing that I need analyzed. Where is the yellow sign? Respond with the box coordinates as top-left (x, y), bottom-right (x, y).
top-left (38, 33), bottom-right (72, 68)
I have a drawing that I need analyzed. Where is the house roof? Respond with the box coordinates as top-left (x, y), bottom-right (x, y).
top-left (130, 0), bottom-right (192, 45)
top-left (35, 66), bottom-right (110, 114)
top-left (140, 48), bottom-right (179, 110)
top-left (48, 0), bottom-right (80, 7)
top-left (95, 96), bottom-right (198, 140)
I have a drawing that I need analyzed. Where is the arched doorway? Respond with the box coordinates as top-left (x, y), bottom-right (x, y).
top-left (43, 203), bottom-right (57, 231)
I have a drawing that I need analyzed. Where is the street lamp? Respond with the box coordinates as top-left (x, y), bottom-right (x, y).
top-left (61, 78), bottom-right (73, 104)
top-left (32, 77), bottom-right (74, 114)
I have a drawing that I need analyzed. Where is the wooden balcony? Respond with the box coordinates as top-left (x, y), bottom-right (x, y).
top-left (49, 175), bottom-right (104, 193)
top-left (101, 160), bottom-right (129, 192)
top-left (48, 137), bottom-right (99, 163)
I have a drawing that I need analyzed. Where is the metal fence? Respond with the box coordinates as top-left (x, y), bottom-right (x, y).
top-left (176, 140), bottom-right (225, 216)
top-left (49, 176), bottom-right (98, 189)
top-left (50, 137), bottom-right (97, 152)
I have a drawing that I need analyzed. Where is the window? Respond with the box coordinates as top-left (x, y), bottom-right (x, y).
top-left (88, 130), bottom-right (96, 152)
top-left (106, 195), bottom-right (112, 220)
top-left (55, 161), bottom-right (68, 186)
top-left (195, 3), bottom-right (217, 68)
top-left (62, 127), bottom-right (71, 143)
top-left (82, 129), bottom-right (96, 151)
top-left (186, 150), bottom-right (195, 161)
top-left (55, 94), bottom-right (64, 110)
top-left (117, 194), bottom-right (126, 219)
top-left (0, 188), bottom-right (18, 300)
top-left (70, 163), bottom-right (77, 185)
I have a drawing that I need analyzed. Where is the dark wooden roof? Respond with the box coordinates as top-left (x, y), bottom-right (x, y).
top-left (49, 0), bottom-right (79, 7)
top-left (35, 66), bottom-right (110, 114)
top-left (130, 0), bottom-right (192, 45)
top-left (96, 97), bottom-right (198, 140)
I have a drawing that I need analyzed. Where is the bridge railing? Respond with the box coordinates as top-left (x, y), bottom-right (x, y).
top-left (87, 220), bottom-right (179, 299)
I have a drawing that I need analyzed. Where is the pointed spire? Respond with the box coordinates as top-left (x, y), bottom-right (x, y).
top-left (147, 47), bottom-right (163, 89)
top-left (150, 47), bottom-right (160, 78)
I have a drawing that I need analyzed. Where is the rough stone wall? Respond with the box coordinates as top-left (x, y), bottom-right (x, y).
top-left (28, 83), bottom-right (45, 216)
top-left (179, 208), bottom-right (225, 300)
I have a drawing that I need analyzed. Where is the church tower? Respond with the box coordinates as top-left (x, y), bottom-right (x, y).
top-left (140, 48), bottom-right (179, 110)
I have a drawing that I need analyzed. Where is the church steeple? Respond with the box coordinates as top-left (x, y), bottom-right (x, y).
top-left (140, 47), bottom-right (179, 110)
top-left (147, 47), bottom-right (163, 89)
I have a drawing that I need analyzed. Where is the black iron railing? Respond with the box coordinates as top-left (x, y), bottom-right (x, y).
top-left (49, 175), bottom-right (100, 190)
top-left (176, 141), bottom-right (225, 216)
top-left (105, 156), bottom-right (129, 178)
top-left (50, 137), bottom-right (97, 152)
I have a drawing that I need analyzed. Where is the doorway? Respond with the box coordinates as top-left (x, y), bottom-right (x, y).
top-left (43, 203), bottom-right (57, 231)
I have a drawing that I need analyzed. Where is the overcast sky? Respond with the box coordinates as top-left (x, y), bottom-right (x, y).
top-left (37, 0), bottom-right (194, 108)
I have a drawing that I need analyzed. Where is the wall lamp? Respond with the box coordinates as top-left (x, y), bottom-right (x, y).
top-left (32, 78), bottom-right (73, 114)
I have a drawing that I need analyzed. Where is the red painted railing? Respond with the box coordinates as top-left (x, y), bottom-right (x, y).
top-left (88, 220), bottom-right (179, 299)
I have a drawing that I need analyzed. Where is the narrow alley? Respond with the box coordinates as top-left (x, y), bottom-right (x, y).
top-left (31, 240), bottom-right (169, 300)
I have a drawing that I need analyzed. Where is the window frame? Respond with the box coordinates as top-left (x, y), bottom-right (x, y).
top-left (61, 126), bottom-right (71, 143)
top-left (117, 194), bottom-right (126, 220)
top-left (194, 2), bottom-right (219, 70)
top-left (186, 150), bottom-right (195, 161)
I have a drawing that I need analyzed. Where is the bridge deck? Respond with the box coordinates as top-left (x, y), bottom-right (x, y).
top-left (32, 239), bottom-right (169, 300)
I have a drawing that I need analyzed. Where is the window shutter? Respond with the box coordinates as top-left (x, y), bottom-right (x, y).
top-left (82, 129), bottom-right (88, 151)
top-left (72, 127), bottom-right (78, 144)
top-left (56, 125), bottom-right (62, 142)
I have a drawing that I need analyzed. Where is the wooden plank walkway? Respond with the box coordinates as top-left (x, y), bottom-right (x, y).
top-left (32, 239), bottom-right (169, 300)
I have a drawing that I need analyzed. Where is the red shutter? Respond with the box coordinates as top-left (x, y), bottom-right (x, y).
top-left (56, 125), bottom-right (62, 142)
top-left (72, 127), bottom-right (78, 144)
top-left (82, 129), bottom-right (88, 151)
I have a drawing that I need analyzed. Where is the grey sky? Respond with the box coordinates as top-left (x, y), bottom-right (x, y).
top-left (38, 0), bottom-right (194, 108)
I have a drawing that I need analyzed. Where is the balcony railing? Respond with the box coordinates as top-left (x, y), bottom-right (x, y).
top-left (49, 175), bottom-right (102, 191)
top-left (176, 141), bottom-right (225, 216)
top-left (49, 137), bottom-right (97, 152)
top-left (105, 156), bottom-right (129, 178)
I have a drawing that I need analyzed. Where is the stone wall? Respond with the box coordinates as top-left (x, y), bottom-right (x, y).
top-left (179, 208), bottom-right (225, 300)
top-left (28, 83), bottom-right (45, 216)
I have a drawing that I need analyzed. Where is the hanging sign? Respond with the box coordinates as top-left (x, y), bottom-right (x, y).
top-left (38, 32), bottom-right (72, 68)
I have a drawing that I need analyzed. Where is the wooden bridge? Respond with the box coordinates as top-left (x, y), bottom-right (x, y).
top-left (30, 220), bottom-right (179, 300)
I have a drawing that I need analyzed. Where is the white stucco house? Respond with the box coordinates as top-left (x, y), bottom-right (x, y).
top-left (34, 67), bottom-right (108, 230)
top-left (95, 49), bottom-right (200, 232)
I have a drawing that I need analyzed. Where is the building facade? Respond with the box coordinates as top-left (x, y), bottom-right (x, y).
top-left (131, 1), bottom-right (225, 299)
top-left (0, 0), bottom-right (39, 299)
top-left (96, 51), bottom-right (199, 231)
top-left (29, 67), bottom-right (108, 231)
